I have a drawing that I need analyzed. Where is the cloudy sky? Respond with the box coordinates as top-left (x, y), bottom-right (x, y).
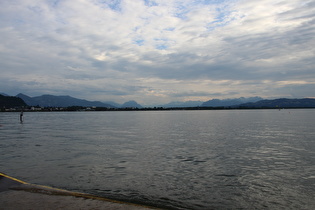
top-left (1, 0), bottom-right (314, 105)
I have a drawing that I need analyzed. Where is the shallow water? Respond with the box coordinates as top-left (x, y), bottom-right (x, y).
top-left (1, 110), bottom-right (315, 209)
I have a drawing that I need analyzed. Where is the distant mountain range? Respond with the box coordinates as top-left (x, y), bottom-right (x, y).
top-left (5, 93), bottom-right (142, 108)
top-left (201, 97), bottom-right (263, 107)
top-left (239, 98), bottom-right (315, 108)
top-left (16, 93), bottom-right (115, 108)
top-left (160, 97), bottom-right (263, 108)
top-left (1, 93), bottom-right (315, 109)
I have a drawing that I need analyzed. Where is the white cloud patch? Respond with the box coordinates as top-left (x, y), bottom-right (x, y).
top-left (0, 0), bottom-right (314, 105)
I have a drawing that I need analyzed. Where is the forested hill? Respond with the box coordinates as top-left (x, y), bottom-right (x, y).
top-left (0, 94), bottom-right (27, 108)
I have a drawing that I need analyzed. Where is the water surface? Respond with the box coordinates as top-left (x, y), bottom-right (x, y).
top-left (1, 110), bottom-right (315, 209)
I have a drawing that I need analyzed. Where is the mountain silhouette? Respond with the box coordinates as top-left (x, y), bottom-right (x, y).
top-left (16, 93), bottom-right (115, 108)
top-left (121, 100), bottom-right (142, 108)
top-left (0, 94), bottom-right (27, 108)
top-left (239, 98), bottom-right (315, 108)
top-left (201, 97), bottom-right (263, 107)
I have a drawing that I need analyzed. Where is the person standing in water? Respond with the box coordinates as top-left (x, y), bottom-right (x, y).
top-left (20, 110), bottom-right (23, 123)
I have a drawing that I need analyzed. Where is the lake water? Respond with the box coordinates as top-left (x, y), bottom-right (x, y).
top-left (1, 110), bottom-right (315, 209)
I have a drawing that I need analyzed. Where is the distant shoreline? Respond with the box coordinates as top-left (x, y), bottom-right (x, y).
top-left (2, 106), bottom-right (315, 112)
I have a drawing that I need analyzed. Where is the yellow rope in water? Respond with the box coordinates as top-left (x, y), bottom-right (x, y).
top-left (0, 172), bottom-right (27, 184)
top-left (0, 172), bottom-right (156, 209)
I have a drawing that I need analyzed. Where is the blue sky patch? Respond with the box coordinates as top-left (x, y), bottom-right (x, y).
top-left (134, 39), bottom-right (145, 46)
top-left (144, 0), bottom-right (158, 7)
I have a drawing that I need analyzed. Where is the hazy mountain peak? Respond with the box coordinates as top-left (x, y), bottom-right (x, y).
top-left (121, 100), bottom-right (142, 108)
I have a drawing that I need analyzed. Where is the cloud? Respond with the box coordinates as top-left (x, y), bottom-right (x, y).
top-left (0, 0), bottom-right (314, 105)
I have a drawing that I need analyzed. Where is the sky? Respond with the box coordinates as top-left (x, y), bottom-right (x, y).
top-left (0, 0), bottom-right (314, 106)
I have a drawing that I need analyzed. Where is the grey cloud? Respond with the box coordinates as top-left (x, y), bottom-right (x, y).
top-left (272, 83), bottom-right (315, 98)
top-left (277, 1), bottom-right (315, 21)
top-left (169, 91), bottom-right (233, 98)
top-left (1, 0), bottom-right (314, 104)
top-left (78, 88), bottom-right (129, 96)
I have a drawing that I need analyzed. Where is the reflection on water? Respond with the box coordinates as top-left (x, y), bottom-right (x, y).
top-left (1, 110), bottom-right (315, 209)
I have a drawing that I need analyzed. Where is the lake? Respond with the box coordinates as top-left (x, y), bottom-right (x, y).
top-left (1, 109), bottom-right (315, 209)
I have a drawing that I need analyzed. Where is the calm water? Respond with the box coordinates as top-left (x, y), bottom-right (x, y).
top-left (1, 110), bottom-right (315, 209)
